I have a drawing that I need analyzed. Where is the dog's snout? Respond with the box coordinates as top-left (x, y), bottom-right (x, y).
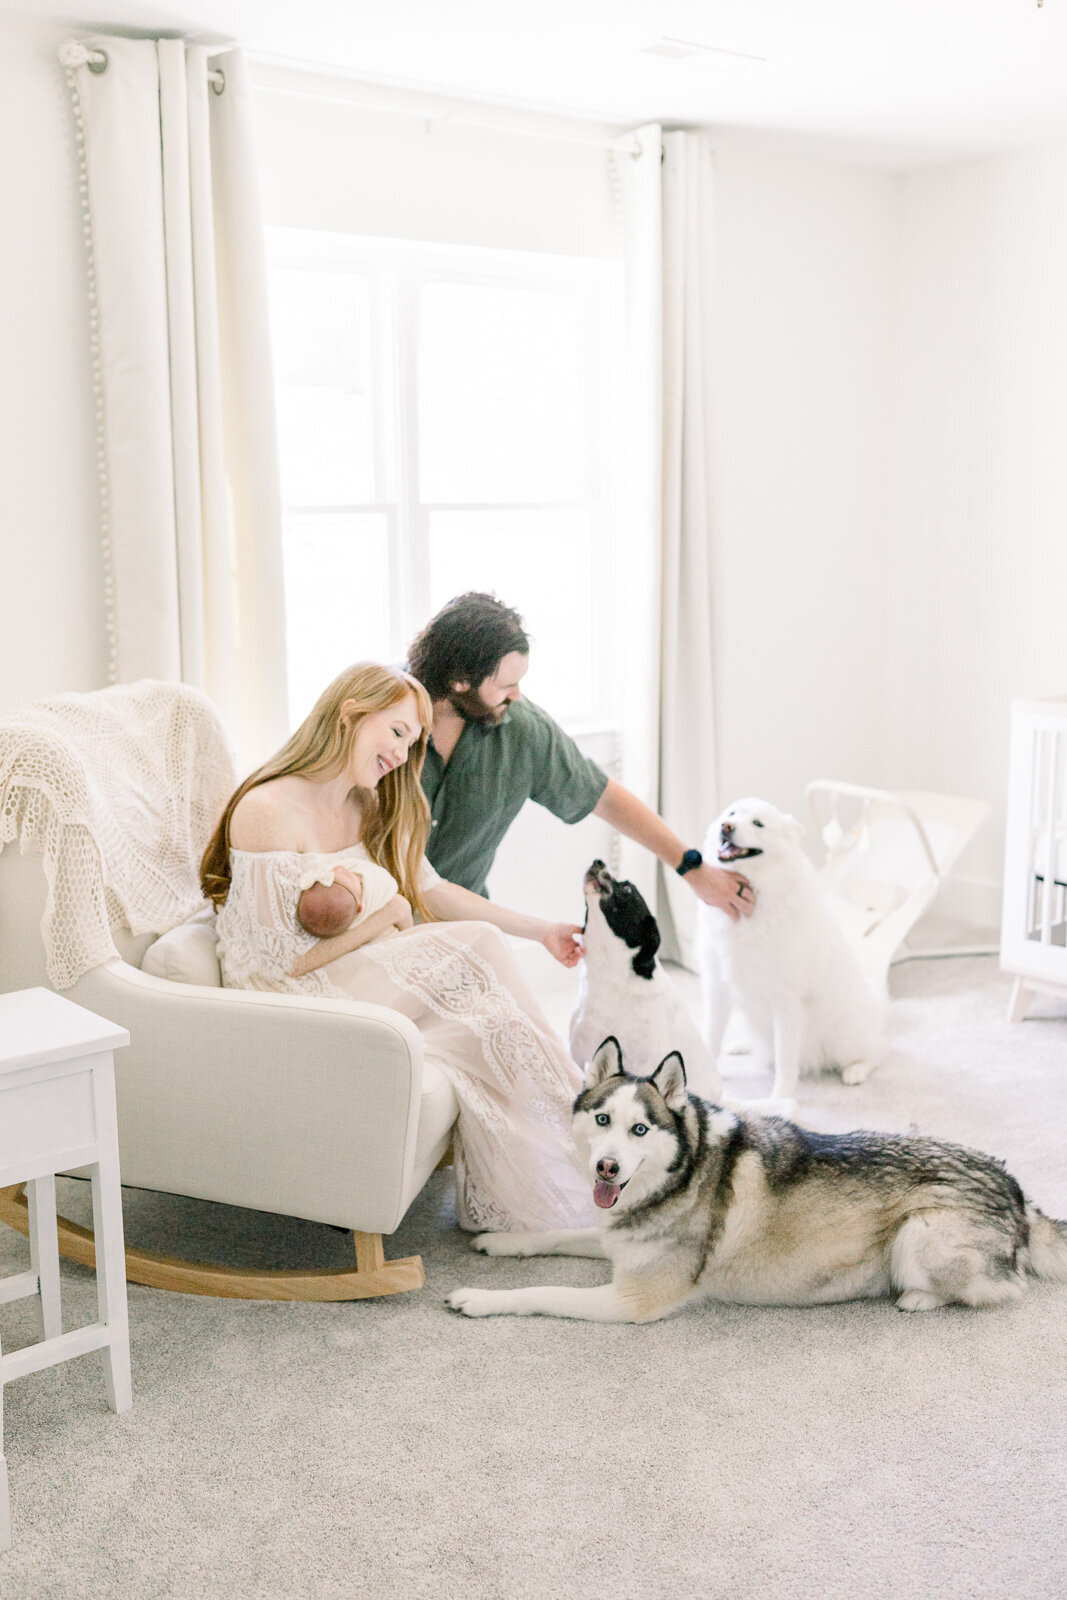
top-left (596, 1158), bottom-right (620, 1181)
top-left (584, 858), bottom-right (613, 893)
top-left (720, 820), bottom-right (735, 838)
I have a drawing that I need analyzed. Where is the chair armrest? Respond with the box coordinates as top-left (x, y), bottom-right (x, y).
top-left (67, 960), bottom-right (430, 1235)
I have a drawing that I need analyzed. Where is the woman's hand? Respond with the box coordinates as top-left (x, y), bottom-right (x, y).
top-left (541, 922), bottom-right (584, 969)
top-left (386, 893), bottom-right (414, 932)
top-left (421, 879), bottom-right (583, 962)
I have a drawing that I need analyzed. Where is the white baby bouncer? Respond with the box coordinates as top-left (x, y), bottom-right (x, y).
top-left (805, 781), bottom-right (991, 989)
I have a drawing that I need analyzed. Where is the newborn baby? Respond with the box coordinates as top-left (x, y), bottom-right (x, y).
top-left (296, 857), bottom-right (399, 940)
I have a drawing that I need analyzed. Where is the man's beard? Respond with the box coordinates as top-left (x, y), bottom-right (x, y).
top-left (448, 687), bottom-right (508, 725)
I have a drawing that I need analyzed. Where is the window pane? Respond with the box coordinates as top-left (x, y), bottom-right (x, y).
top-left (269, 267), bottom-right (375, 505)
top-left (284, 513), bottom-right (392, 728)
top-left (418, 283), bottom-right (585, 504)
top-left (428, 510), bottom-right (596, 724)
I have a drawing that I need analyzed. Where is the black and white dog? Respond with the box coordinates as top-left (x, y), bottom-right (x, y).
top-left (569, 860), bottom-right (722, 1100)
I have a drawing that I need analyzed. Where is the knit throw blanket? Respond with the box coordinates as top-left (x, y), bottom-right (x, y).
top-left (0, 680), bottom-right (236, 989)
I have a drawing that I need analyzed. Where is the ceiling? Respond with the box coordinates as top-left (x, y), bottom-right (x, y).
top-left (14, 0), bottom-right (1067, 168)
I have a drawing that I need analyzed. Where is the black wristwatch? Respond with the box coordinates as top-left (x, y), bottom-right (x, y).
top-left (676, 848), bottom-right (703, 877)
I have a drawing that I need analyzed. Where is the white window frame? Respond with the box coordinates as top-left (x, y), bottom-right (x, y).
top-left (267, 227), bottom-right (624, 732)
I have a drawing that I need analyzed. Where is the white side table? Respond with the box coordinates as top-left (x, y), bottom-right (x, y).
top-left (0, 988), bottom-right (132, 1552)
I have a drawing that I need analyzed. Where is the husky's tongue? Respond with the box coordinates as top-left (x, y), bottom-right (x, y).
top-left (594, 1179), bottom-right (621, 1209)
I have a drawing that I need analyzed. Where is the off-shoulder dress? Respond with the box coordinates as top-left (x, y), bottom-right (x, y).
top-left (215, 845), bottom-right (594, 1232)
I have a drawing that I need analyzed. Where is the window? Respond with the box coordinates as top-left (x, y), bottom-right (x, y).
top-left (266, 229), bottom-right (624, 729)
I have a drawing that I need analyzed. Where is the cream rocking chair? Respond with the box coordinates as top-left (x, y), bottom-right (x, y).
top-left (0, 682), bottom-right (458, 1301)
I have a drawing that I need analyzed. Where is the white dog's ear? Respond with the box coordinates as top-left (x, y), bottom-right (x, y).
top-left (586, 1036), bottom-right (624, 1086)
top-left (650, 1051), bottom-right (688, 1111)
top-left (783, 812), bottom-right (804, 841)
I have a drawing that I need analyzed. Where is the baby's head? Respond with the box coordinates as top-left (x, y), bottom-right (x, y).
top-left (297, 880), bottom-right (359, 939)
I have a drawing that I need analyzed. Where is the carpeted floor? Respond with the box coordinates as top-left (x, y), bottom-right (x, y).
top-left (2, 956), bottom-right (1066, 1600)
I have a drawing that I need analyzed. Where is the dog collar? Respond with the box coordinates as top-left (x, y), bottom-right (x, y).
top-left (676, 848), bottom-right (703, 877)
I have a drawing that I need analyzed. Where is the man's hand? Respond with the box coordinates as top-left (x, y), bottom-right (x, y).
top-left (541, 923), bottom-right (584, 968)
top-left (591, 781), bottom-right (755, 924)
top-left (684, 862), bottom-right (754, 922)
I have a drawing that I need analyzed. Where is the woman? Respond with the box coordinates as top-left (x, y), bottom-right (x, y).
top-left (201, 662), bottom-right (595, 1233)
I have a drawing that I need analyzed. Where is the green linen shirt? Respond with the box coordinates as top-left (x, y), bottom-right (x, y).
top-left (421, 697), bottom-right (609, 897)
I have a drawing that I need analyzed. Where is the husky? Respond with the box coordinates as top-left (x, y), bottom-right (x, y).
top-left (570, 859), bottom-right (721, 1100)
top-left (446, 1037), bottom-right (1067, 1322)
top-left (696, 798), bottom-right (885, 1107)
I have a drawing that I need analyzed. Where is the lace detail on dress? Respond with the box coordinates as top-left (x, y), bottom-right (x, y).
top-left (361, 926), bottom-right (587, 1231)
top-left (215, 847), bottom-right (594, 1232)
top-left (215, 849), bottom-right (340, 996)
top-left (361, 928), bottom-right (573, 1104)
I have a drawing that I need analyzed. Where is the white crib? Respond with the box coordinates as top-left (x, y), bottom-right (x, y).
top-left (1000, 695), bottom-right (1067, 1021)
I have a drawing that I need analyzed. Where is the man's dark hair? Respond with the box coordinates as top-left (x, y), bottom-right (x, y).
top-left (407, 592), bottom-right (530, 700)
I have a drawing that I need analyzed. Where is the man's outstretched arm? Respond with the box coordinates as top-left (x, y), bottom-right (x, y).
top-left (592, 779), bottom-right (753, 921)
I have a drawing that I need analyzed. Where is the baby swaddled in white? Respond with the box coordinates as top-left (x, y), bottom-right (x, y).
top-left (295, 855), bottom-right (399, 941)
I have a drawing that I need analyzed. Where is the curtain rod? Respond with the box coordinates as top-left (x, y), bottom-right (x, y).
top-left (249, 64), bottom-right (643, 157)
top-left (59, 41), bottom-right (226, 92)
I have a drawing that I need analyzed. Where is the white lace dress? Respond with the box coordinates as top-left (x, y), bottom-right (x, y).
top-left (215, 846), bottom-right (595, 1233)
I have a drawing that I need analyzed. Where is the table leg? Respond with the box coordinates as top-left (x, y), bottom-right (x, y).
top-left (89, 1163), bottom-right (131, 1415)
top-left (1, 1333), bottom-right (10, 1552)
top-left (26, 1176), bottom-right (62, 1342)
top-left (1007, 976), bottom-right (1035, 1023)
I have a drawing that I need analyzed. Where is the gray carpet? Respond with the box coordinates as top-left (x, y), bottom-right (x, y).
top-left (2, 957), bottom-right (1066, 1600)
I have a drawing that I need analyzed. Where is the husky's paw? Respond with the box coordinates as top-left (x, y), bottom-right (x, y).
top-left (446, 1287), bottom-right (503, 1317)
top-left (470, 1232), bottom-right (519, 1256)
top-left (841, 1059), bottom-right (876, 1086)
top-left (895, 1290), bottom-right (944, 1313)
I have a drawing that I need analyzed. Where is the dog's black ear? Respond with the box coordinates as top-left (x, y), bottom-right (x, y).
top-left (631, 913), bottom-right (660, 980)
top-left (650, 1051), bottom-right (688, 1111)
top-left (586, 1036), bottom-right (624, 1086)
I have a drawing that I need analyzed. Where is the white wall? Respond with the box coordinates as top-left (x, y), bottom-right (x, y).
top-left (252, 66), bottom-right (621, 259)
top-left (892, 141), bottom-right (1067, 905)
top-left (0, 17), bottom-right (106, 713)
top-left (708, 140), bottom-right (898, 828)
top-left (709, 136), bottom-right (1067, 927)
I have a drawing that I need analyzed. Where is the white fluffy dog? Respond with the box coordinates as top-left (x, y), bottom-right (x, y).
top-left (570, 860), bottom-right (723, 1101)
top-left (696, 798), bottom-right (885, 1107)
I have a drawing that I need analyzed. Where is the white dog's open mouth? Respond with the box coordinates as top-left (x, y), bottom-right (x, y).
top-left (593, 1178), bottom-right (626, 1208)
top-left (718, 842), bottom-right (763, 863)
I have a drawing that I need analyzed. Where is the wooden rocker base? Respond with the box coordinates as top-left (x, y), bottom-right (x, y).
top-left (0, 1185), bottom-right (424, 1303)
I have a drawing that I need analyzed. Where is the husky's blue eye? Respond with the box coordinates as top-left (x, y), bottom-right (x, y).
top-left (752, 820), bottom-right (764, 828)
top-left (632, 1124), bottom-right (648, 1137)
top-left (595, 1113), bottom-right (610, 1126)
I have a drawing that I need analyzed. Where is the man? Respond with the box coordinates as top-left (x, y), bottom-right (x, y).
top-left (407, 593), bottom-right (754, 923)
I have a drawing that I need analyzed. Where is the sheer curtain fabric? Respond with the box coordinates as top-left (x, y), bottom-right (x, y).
top-left (656, 130), bottom-right (720, 968)
top-left (62, 37), bottom-right (287, 770)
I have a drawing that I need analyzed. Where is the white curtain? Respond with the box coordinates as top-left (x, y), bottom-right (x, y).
top-left (614, 123), bottom-right (664, 912)
top-left (59, 37), bottom-right (288, 772)
top-left (656, 131), bottom-right (719, 967)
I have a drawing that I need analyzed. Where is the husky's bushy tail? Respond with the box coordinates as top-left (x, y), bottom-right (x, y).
top-left (1026, 1208), bottom-right (1067, 1281)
